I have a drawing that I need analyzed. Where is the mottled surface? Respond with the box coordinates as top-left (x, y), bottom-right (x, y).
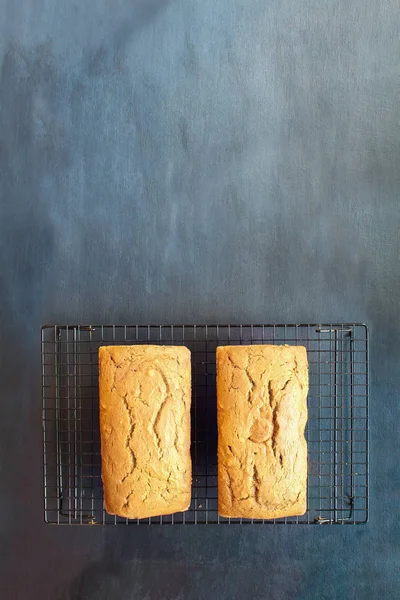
top-left (99, 345), bottom-right (191, 519)
top-left (1, 0), bottom-right (399, 598)
top-left (217, 345), bottom-right (308, 519)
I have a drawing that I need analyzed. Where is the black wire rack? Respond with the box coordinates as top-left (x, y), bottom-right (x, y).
top-left (41, 323), bottom-right (369, 525)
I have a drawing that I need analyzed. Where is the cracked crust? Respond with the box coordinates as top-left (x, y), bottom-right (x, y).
top-left (99, 345), bottom-right (192, 519)
top-left (217, 345), bottom-right (308, 519)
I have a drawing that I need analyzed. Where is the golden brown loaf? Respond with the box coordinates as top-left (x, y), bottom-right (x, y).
top-left (217, 344), bottom-right (308, 519)
top-left (99, 345), bottom-right (192, 519)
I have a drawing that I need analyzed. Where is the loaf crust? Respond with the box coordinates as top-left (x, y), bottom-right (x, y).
top-left (217, 345), bottom-right (308, 519)
top-left (99, 345), bottom-right (192, 519)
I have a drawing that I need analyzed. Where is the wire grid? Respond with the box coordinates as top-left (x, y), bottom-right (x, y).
top-left (42, 324), bottom-right (369, 525)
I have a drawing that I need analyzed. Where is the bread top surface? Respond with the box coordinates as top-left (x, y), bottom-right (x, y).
top-left (99, 345), bottom-right (192, 519)
top-left (217, 344), bottom-right (308, 519)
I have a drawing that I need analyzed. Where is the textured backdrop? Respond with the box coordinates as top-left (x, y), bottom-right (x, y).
top-left (1, 1), bottom-right (399, 598)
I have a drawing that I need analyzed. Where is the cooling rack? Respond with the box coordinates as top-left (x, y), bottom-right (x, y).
top-left (42, 324), bottom-right (369, 524)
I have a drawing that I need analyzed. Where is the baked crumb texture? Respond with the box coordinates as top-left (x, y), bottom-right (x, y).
top-left (217, 345), bottom-right (308, 519)
top-left (99, 345), bottom-right (192, 519)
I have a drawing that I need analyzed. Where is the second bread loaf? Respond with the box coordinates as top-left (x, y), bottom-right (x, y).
top-left (217, 344), bottom-right (308, 519)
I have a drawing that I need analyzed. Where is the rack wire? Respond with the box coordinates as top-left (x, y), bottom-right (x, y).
top-left (42, 324), bottom-right (369, 525)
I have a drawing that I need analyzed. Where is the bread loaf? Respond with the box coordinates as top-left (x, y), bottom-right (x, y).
top-left (99, 345), bottom-right (192, 519)
top-left (217, 344), bottom-right (308, 519)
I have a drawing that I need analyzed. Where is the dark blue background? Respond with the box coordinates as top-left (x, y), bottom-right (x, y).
top-left (1, 1), bottom-right (399, 598)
